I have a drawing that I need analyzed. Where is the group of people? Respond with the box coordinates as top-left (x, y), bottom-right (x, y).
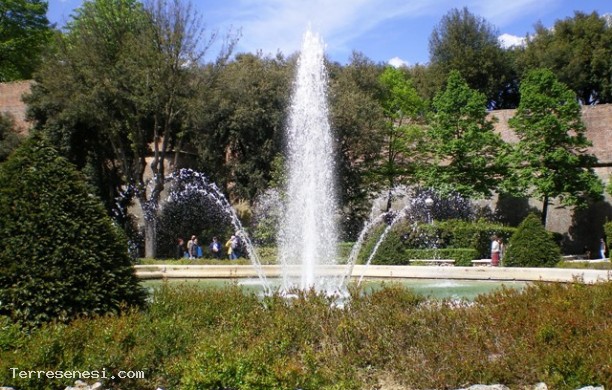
top-left (176, 234), bottom-right (242, 260)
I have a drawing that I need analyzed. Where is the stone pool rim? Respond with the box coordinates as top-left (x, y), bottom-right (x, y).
top-left (135, 264), bottom-right (610, 284)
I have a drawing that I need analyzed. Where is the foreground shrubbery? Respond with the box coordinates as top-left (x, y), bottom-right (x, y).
top-left (0, 137), bottom-right (145, 327)
top-left (1, 281), bottom-right (610, 390)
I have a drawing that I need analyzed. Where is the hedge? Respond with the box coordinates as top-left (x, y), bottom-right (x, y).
top-left (358, 219), bottom-right (515, 265)
top-left (371, 248), bottom-right (479, 266)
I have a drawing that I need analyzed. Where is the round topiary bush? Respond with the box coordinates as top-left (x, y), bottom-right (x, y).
top-left (504, 213), bottom-right (561, 267)
top-left (0, 137), bottom-right (146, 327)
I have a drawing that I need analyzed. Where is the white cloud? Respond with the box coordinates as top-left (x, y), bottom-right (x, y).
top-left (498, 33), bottom-right (526, 48)
top-left (388, 57), bottom-right (410, 68)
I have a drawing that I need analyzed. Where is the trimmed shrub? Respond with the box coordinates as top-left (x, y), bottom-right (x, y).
top-left (504, 213), bottom-right (561, 267)
top-left (359, 219), bottom-right (513, 265)
top-left (0, 137), bottom-right (146, 327)
top-left (403, 248), bottom-right (478, 266)
top-left (0, 112), bottom-right (23, 163)
top-left (366, 242), bottom-right (479, 267)
top-left (604, 221), bottom-right (612, 260)
top-left (435, 220), bottom-right (515, 259)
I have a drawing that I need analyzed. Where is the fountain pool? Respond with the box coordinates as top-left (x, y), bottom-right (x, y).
top-left (141, 278), bottom-right (527, 301)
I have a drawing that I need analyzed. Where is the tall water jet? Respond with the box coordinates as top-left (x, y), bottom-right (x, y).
top-left (277, 30), bottom-right (339, 293)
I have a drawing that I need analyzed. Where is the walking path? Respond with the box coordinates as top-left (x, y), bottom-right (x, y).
top-left (135, 264), bottom-right (611, 284)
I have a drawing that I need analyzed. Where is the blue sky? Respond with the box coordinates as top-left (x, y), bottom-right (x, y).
top-left (47, 0), bottom-right (611, 66)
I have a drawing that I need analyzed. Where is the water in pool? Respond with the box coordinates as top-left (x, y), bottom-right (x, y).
top-left (142, 278), bottom-right (527, 301)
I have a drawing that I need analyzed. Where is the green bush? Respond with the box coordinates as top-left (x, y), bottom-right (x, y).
top-left (504, 213), bottom-right (561, 267)
top-left (370, 248), bottom-right (478, 266)
top-left (0, 137), bottom-right (146, 327)
top-left (358, 219), bottom-right (513, 265)
top-left (0, 112), bottom-right (23, 163)
top-left (604, 221), bottom-right (612, 260)
top-left (0, 281), bottom-right (610, 389)
top-left (436, 220), bottom-right (515, 259)
top-left (407, 248), bottom-right (479, 266)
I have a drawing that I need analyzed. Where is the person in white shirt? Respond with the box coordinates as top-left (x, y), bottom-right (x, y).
top-left (491, 235), bottom-right (501, 266)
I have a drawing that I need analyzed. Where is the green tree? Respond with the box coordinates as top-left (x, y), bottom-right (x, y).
top-left (193, 52), bottom-right (291, 201)
top-left (424, 70), bottom-right (505, 199)
top-left (516, 11), bottom-right (612, 104)
top-left (376, 66), bottom-right (428, 211)
top-left (0, 112), bottom-right (23, 162)
top-left (504, 213), bottom-right (561, 267)
top-left (0, 136), bottom-right (145, 327)
top-left (328, 52), bottom-right (386, 236)
top-left (506, 68), bottom-right (603, 225)
top-left (428, 7), bottom-right (517, 108)
top-left (0, 0), bottom-right (50, 81)
top-left (26, 0), bottom-right (236, 257)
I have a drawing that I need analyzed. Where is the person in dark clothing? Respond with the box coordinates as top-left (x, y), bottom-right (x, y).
top-left (176, 238), bottom-right (185, 259)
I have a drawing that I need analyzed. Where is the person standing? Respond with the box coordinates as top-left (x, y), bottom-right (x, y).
top-left (194, 238), bottom-right (202, 258)
top-left (187, 235), bottom-right (196, 259)
top-left (176, 238), bottom-right (185, 259)
top-left (497, 237), bottom-right (505, 265)
top-left (600, 238), bottom-right (607, 260)
top-left (225, 235), bottom-right (238, 260)
top-left (209, 236), bottom-right (222, 259)
top-left (233, 232), bottom-right (242, 258)
top-left (491, 235), bottom-right (501, 266)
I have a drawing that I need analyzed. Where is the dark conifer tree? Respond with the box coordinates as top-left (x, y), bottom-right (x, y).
top-left (0, 136), bottom-right (146, 326)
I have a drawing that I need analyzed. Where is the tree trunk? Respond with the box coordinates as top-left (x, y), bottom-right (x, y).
top-left (541, 194), bottom-right (549, 228)
top-left (138, 192), bottom-right (160, 259)
top-left (144, 217), bottom-right (157, 259)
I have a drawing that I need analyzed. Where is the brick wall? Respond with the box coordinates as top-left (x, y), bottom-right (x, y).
top-left (0, 80), bottom-right (34, 135)
top-left (488, 104), bottom-right (612, 253)
top-left (489, 104), bottom-right (612, 166)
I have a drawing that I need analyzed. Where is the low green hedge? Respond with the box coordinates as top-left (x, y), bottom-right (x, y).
top-left (371, 248), bottom-right (479, 266)
top-left (358, 219), bottom-right (514, 265)
top-left (433, 220), bottom-right (515, 259)
top-left (604, 221), bottom-right (612, 260)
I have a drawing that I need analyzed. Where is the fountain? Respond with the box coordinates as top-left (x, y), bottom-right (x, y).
top-left (277, 29), bottom-right (341, 294)
top-left (156, 30), bottom-right (481, 297)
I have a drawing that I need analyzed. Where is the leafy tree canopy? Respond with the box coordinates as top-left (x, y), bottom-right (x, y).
top-left (506, 68), bottom-right (603, 225)
top-left (428, 7), bottom-right (517, 108)
top-left (193, 52), bottom-right (291, 201)
top-left (516, 11), bottom-right (612, 104)
top-left (424, 70), bottom-right (505, 199)
top-left (374, 66), bottom-right (429, 210)
top-left (27, 0), bottom-right (236, 258)
top-left (328, 52), bottom-right (387, 237)
top-left (0, 0), bottom-right (50, 81)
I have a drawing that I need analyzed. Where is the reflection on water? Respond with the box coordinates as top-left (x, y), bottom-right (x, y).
top-left (142, 278), bottom-right (527, 301)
